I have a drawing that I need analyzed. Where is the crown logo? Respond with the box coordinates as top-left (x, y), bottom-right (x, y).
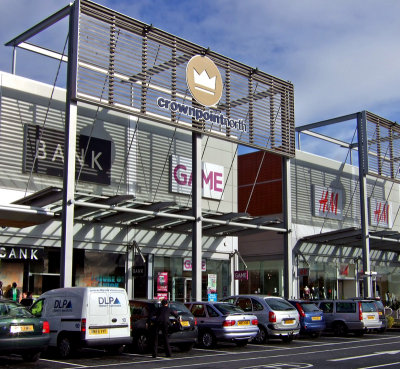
top-left (193, 68), bottom-right (216, 95)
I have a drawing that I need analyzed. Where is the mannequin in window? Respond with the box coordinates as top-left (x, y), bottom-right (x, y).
top-left (303, 285), bottom-right (310, 299)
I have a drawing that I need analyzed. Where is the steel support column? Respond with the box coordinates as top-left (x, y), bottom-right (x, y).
top-left (283, 157), bottom-right (293, 298)
top-left (357, 111), bottom-right (372, 297)
top-left (60, 1), bottom-right (79, 287)
top-left (192, 131), bottom-right (202, 301)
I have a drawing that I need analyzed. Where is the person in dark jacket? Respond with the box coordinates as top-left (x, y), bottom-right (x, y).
top-left (152, 299), bottom-right (179, 358)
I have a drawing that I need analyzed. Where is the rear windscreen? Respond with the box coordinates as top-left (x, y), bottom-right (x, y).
top-left (214, 303), bottom-right (244, 315)
top-left (361, 302), bottom-right (377, 312)
top-left (300, 302), bottom-right (321, 312)
top-left (265, 298), bottom-right (296, 311)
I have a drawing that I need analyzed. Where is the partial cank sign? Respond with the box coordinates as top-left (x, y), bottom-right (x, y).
top-left (170, 155), bottom-right (224, 200)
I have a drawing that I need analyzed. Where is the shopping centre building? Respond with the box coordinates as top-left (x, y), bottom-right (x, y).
top-left (238, 113), bottom-right (400, 302)
top-left (0, 0), bottom-right (295, 300)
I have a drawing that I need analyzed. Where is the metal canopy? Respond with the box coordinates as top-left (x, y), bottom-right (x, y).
top-left (6, 187), bottom-right (285, 236)
top-left (299, 227), bottom-right (400, 252)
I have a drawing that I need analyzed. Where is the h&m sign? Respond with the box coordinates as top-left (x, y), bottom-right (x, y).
top-left (312, 185), bottom-right (343, 220)
top-left (170, 155), bottom-right (224, 200)
top-left (370, 198), bottom-right (392, 228)
top-left (23, 125), bottom-right (112, 185)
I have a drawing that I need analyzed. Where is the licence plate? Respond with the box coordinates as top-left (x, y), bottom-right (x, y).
top-left (312, 316), bottom-right (321, 321)
top-left (181, 320), bottom-right (190, 327)
top-left (284, 319), bottom-right (295, 324)
top-left (238, 320), bottom-right (250, 326)
top-left (10, 325), bottom-right (34, 333)
top-left (89, 328), bottom-right (108, 335)
top-left (367, 315), bottom-right (375, 320)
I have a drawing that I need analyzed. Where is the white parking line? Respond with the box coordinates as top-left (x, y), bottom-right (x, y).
top-left (357, 362), bottom-right (400, 369)
top-left (54, 338), bottom-right (400, 369)
top-left (39, 358), bottom-right (87, 367)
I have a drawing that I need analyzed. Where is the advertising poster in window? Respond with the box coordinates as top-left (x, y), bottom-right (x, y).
top-left (157, 272), bottom-right (168, 292)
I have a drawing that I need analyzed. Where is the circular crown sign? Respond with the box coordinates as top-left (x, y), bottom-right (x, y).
top-left (186, 55), bottom-right (223, 107)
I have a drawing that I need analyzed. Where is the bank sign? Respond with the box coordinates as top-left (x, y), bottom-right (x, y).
top-left (170, 155), bottom-right (224, 200)
top-left (23, 125), bottom-right (112, 185)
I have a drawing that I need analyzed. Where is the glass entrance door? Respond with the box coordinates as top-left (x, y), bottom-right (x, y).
top-left (172, 277), bottom-right (192, 302)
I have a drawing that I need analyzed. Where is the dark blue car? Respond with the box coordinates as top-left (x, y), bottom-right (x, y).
top-left (288, 300), bottom-right (325, 337)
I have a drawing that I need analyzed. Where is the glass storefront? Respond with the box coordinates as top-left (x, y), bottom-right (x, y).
top-left (153, 256), bottom-right (230, 302)
top-left (0, 246), bottom-right (126, 298)
top-left (298, 261), bottom-right (338, 300)
top-left (239, 259), bottom-right (283, 296)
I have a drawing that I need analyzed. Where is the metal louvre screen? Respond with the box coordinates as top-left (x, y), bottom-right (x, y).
top-left (366, 111), bottom-right (400, 182)
top-left (77, 0), bottom-right (295, 157)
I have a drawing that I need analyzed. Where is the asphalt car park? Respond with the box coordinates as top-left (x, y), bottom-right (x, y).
top-left (2, 330), bottom-right (400, 369)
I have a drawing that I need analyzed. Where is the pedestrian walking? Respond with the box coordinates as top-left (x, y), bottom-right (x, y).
top-left (152, 299), bottom-right (179, 358)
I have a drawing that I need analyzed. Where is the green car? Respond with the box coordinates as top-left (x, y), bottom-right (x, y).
top-left (0, 298), bottom-right (50, 362)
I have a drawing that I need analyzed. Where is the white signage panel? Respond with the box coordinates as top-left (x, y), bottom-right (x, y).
top-left (313, 185), bottom-right (343, 220)
top-left (170, 155), bottom-right (224, 200)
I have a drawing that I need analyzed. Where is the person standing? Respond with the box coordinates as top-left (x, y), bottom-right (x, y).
top-left (152, 299), bottom-right (178, 358)
top-left (7, 282), bottom-right (20, 302)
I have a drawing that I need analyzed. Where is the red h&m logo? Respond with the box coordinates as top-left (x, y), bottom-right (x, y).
top-left (374, 201), bottom-right (389, 225)
top-left (319, 189), bottom-right (339, 215)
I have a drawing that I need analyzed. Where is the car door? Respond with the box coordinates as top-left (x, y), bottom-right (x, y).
top-left (318, 301), bottom-right (334, 329)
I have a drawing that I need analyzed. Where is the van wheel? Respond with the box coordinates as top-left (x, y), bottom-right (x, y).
top-left (22, 351), bottom-right (41, 362)
top-left (333, 322), bottom-right (348, 337)
top-left (58, 336), bottom-right (73, 358)
top-left (253, 326), bottom-right (267, 344)
top-left (200, 331), bottom-right (216, 348)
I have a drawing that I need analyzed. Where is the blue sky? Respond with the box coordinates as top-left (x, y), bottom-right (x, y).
top-left (1, 0), bottom-right (400, 159)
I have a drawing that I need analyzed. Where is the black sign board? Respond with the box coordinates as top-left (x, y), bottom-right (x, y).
top-left (132, 265), bottom-right (146, 277)
top-left (23, 125), bottom-right (112, 185)
top-left (0, 246), bottom-right (43, 261)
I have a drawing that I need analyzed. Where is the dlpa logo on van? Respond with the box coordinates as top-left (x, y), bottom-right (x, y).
top-left (54, 299), bottom-right (72, 311)
top-left (98, 296), bottom-right (121, 306)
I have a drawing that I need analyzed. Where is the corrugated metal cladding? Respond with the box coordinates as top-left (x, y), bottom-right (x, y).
top-left (366, 111), bottom-right (400, 183)
top-left (77, 0), bottom-right (295, 157)
top-left (238, 152), bottom-right (283, 216)
top-left (0, 74), bottom-right (237, 214)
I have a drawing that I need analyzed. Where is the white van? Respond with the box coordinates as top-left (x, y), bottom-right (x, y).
top-left (30, 287), bottom-right (132, 358)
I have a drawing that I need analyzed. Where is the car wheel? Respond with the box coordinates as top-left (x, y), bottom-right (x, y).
top-left (22, 351), bottom-right (41, 362)
top-left (235, 339), bottom-right (248, 347)
top-left (58, 336), bottom-right (74, 358)
top-left (200, 330), bottom-right (216, 348)
top-left (177, 342), bottom-right (194, 352)
top-left (333, 322), bottom-right (348, 337)
top-left (135, 332), bottom-right (150, 354)
top-left (252, 326), bottom-right (268, 344)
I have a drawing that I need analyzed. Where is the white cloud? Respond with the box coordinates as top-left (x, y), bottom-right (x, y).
top-left (1, 0), bottom-right (400, 143)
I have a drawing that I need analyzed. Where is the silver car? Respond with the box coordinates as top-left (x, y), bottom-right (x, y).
top-left (316, 299), bottom-right (382, 336)
top-left (185, 301), bottom-right (259, 348)
top-left (223, 295), bottom-right (300, 343)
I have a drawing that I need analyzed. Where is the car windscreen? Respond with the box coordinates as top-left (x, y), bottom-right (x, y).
top-left (265, 298), bottom-right (296, 311)
top-left (169, 301), bottom-right (192, 314)
top-left (0, 302), bottom-right (33, 318)
top-left (213, 303), bottom-right (244, 315)
top-left (300, 302), bottom-right (321, 312)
